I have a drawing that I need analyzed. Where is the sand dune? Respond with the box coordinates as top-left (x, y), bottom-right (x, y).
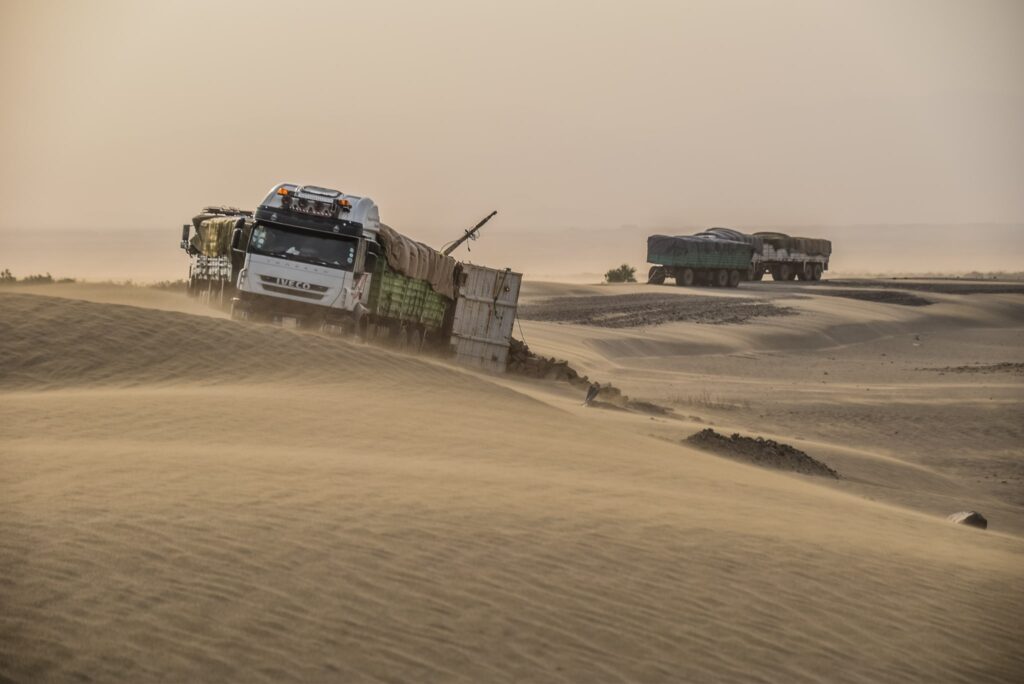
top-left (1, 286), bottom-right (1022, 682)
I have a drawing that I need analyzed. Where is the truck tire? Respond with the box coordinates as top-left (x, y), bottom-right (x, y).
top-left (775, 264), bottom-right (794, 281)
top-left (368, 321), bottom-right (388, 343)
top-left (728, 270), bottom-right (741, 288)
top-left (797, 263), bottom-right (814, 281)
top-left (712, 269), bottom-right (729, 288)
top-left (354, 314), bottom-right (370, 340)
top-left (648, 266), bottom-right (666, 285)
top-left (812, 263), bottom-right (823, 281)
top-left (675, 268), bottom-right (695, 287)
top-left (388, 321), bottom-right (406, 348)
top-left (749, 267), bottom-right (764, 281)
top-left (405, 327), bottom-right (421, 352)
top-left (230, 301), bottom-right (249, 322)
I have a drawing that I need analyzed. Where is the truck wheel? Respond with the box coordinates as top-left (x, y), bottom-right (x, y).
top-left (408, 327), bottom-right (423, 352)
top-left (712, 269), bottom-right (729, 288)
top-left (368, 321), bottom-right (387, 343)
top-left (353, 314), bottom-right (369, 340)
top-left (648, 266), bottom-right (666, 285)
top-left (749, 267), bottom-right (764, 281)
top-left (675, 268), bottom-right (695, 287)
top-left (797, 263), bottom-right (814, 281)
top-left (388, 322), bottom-right (406, 348)
top-left (230, 302), bottom-right (249, 322)
top-left (728, 270), bottom-right (741, 288)
top-left (812, 264), bottom-right (823, 281)
top-left (775, 264), bottom-right (793, 281)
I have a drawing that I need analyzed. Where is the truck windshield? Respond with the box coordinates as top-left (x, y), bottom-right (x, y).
top-left (248, 223), bottom-right (357, 270)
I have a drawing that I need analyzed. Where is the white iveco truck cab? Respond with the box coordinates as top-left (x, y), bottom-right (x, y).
top-left (232, 183), bottom-right (382, 327)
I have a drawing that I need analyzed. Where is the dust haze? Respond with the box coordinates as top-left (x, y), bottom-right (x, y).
top-left (1, 0), bottom-right (1022, 279)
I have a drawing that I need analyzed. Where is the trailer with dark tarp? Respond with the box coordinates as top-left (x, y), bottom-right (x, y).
top-left (646, 230), bottom-right (757, 288)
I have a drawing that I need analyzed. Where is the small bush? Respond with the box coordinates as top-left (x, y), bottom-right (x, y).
top-left (604, 264), bottom-right (637, 283)
top-left (0, 270), bottom-right (75, 285)
top-left (20, 273), bottom-right (54, 284)
top-left (149, 279), bottom-right (189, 291)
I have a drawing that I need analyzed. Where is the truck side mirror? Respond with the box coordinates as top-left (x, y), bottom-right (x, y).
top-left (180, 224), bottom-right (190, 251)
top-left (363, 242), bottom-right (381, 274)
top-left (231, 228), bottom-right (242, 251)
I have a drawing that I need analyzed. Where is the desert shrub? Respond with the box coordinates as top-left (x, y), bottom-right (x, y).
top-left (149, 279), bottom-right (189, 291)
top-left (604, 264), bottom-right (637, 283)
top-left (0, 270), bottom-right (73, 284)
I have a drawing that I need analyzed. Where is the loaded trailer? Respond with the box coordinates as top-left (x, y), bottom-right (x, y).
top-left (646, 229), bottom-right (757, 288)
top-left (750, 232), bottom-right (831, 281)
top-left (179, 182), bottom-right (521, 372)
top-left (180, 207), bottom-right (252, 306)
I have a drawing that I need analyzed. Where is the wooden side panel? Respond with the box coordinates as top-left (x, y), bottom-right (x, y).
top-left (450, 265), bottom-right (522, 373)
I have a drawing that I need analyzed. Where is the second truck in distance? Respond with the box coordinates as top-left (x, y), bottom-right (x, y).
top-left (647, 227), bottom-right (831, 288)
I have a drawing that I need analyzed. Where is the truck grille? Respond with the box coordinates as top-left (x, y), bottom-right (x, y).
top-left (260, 284), bottom-right (326, 300)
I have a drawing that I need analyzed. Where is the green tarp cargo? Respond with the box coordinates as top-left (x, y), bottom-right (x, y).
top-left (647, 234), bottom-right (755, 270)
top-left (366, 261), bottom-right (449, 331)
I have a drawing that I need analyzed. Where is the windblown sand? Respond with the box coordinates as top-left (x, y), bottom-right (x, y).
top-left (1, 282), bottom-right (1022, 682)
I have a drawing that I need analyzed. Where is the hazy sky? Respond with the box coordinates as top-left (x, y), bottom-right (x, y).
top-left (1, 0), bottom-right (1022, 278)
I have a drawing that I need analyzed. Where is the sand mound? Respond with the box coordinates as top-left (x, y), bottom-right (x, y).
top-left (685, 429), bottom-right (840, 478)
top-left (519, 293), bottom-right (793, 327)
top-left (0, 292), bottom-right (453, 390)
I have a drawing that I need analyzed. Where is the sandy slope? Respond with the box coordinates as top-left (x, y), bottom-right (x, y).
top-left (1, 286), bottom-right (1022, 683)
top-left (518, 281), bottom-right (1024, 530)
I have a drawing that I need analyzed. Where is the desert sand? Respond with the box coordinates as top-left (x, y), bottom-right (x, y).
top-left (1, 281), bottom-right (1022, 682)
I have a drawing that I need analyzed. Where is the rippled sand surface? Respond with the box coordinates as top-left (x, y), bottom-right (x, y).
top-left (2, 285), bottom-right (1022, 682)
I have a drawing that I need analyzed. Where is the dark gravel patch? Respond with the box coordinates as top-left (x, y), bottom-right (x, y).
top-left (685, 428), bottom-right (840, 478)
top-left (919, 362), bottom-right (1024, 375)
top-left (823, 279), bottom-right (1024, 296)
top-left (809, 288), bottom-right (932, 306)
top-left (518, 293), bottom-right (794, 327)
